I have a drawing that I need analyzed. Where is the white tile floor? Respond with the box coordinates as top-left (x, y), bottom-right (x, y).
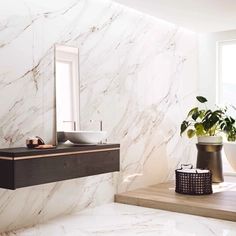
top-left (7, 203), bottom-right (236, 236)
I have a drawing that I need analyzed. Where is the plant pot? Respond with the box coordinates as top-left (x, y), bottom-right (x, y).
top-left (197, 136), bottom-right (223, 144)
top-left (223, 142), bottom-right (236, 172)
top-left (196, 143), bottom-right (224, 183)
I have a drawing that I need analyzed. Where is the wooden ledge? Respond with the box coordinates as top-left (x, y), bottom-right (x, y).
top-left (115, 181), bottom-right (236, 222)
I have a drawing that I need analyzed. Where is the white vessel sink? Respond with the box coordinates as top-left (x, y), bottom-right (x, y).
top-left (224, 142), bottom-right (236, 171)
top-left (65, 131), bottom-right (107, 144)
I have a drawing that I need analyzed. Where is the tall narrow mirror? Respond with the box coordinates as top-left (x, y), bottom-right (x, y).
top-left (55, 45), bottom-right (80, 143)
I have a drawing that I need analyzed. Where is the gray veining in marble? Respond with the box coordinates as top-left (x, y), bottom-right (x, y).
top-left (0, 0), bottom-right (198, 233)
top-left (7, 203), bottom-right (236, 236)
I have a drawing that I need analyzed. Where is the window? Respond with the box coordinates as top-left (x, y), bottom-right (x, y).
top-left (217, 40), bottom-right (236, 110)
top-left (217, 40), bottom-right (236, 173)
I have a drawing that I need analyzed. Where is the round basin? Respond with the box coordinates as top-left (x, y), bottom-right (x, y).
top-left (65, 131), bottom-right (107, 144)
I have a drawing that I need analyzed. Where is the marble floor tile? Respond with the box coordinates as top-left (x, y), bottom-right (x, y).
top-left (6, 203), bottom-right (236, 236)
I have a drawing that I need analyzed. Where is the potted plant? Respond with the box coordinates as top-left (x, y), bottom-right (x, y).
top-left (180, 96), bottom-right (236, 143)
top-left (180, 96), bottom-right (236, 183)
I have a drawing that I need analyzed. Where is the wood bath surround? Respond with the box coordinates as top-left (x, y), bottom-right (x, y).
top-left (115, 181), bottom-right (236, 222)
top-left (0, 144), bottom-right (120, 190)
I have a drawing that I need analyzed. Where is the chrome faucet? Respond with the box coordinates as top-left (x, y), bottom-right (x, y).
top-left (63, 120), bottom-right (76, 131)
top-left (100, 120), bottom-right (103, 131)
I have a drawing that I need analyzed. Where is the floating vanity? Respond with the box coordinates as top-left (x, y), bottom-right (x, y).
top-left (0, 144), bottom-right (120, 190)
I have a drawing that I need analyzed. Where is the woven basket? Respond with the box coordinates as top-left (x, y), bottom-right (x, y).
top-left (175, 164), bottom-right (213, 195)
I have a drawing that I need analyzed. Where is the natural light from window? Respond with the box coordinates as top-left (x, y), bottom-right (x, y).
top-left (218, 41), bottom-right (236, 108)
top-left (218, 41), bottom-right (236, 173)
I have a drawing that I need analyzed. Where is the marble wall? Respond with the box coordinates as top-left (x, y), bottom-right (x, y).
top-left (0, 0), bottom-right (198, 233)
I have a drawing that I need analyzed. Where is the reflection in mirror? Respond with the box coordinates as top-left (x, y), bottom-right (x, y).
top-left (55, 45), bottom-right (80, 143)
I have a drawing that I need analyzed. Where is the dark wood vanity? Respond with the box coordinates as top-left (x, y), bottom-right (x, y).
top-left (0, 144), bottom-right (120, 190)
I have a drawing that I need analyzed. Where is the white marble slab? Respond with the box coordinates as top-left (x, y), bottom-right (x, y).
top-left (0, 0), bottom-right (198, 232)
top-left (8, 203), bottom-right (236, 236)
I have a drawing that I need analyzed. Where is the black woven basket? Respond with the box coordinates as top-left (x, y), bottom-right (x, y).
top-left (175, 164), bottom-right (213, 195)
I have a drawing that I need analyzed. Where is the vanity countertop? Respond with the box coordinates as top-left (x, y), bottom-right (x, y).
top-left (0, 143), bottom-right (120, 159)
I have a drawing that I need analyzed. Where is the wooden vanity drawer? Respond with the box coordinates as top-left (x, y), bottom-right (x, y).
top-left (0, 144), bottom-right (120, 190)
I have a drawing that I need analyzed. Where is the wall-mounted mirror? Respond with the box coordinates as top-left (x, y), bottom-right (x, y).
top-left (55, 45), bottom-right (80, 143)
top-left (55, 44), bottom-right (108, 145)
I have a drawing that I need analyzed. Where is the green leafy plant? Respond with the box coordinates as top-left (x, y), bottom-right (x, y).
top-left (180, 96), bottom-right (236, 141)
